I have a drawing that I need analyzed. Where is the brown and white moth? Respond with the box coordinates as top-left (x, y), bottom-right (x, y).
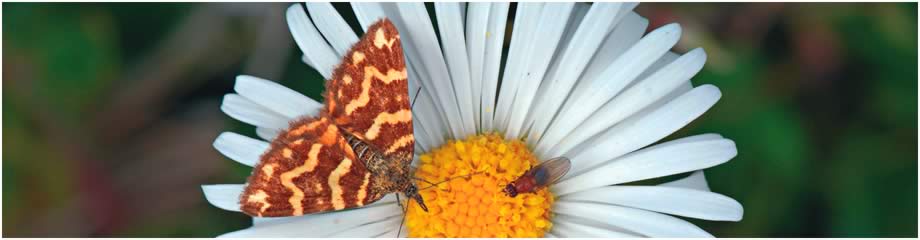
top-left (238, 18), bottom-right (425, 217)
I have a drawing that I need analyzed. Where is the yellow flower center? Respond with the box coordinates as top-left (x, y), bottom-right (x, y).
top-left (405, 133), bottom-right (554, 238)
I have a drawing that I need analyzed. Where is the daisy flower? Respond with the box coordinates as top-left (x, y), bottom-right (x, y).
top-left (203, 2), bottom-right (743, 238)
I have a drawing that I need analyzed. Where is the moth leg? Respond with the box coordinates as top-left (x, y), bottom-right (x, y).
top-left (396, 193), bottom-right (406, 212)
top-left (396, 193), bottom-right (408, 238)
top-left (397, 212), bottom-right (406, 238)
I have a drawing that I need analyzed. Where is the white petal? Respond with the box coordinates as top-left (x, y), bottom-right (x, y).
top-left (412, 115), bottom-right (433, 153)
top-left (530, 3), bottom-right (589, 135)
top-left (300, 54), bottom-right (311, 67)
top-left (499, 3), bottom-right (575, 139)
top-left (654, 133), bottom-right (723, 150)
top-left (406, 62), bottom-right (448, 147)
top-left (221, 203), bottom-right (401, 237)
top-left (561, 186), bottom-right (744, 221)
top-left (544, 48), bottom-right (707, 158)
top-left (551, 214), bottom-right (641, 237)
top-left (494, 3), bottom-right (577, 136)
top-left (306, 2), bottom-right (359, 56)
top-left (330, 217), bottom-right (401, 237)
top-left (251, 215), bottom-right (299, 227)
top-left (523, 2), bottom-right (590, 138)
top-left (407, 61), bottom-right (421, 102)
top-left (411, 85), bottom-right (448, 148)
top-left (202, 184), bottom-right (242, 212)
top-left (636, 51), bottom-right (681, 87)
top-left (490, 3), bottom-right (542, 132)
top-left (350, 2), bottom-right (386, 31)
top-left (213, 132), bottom-right (269, 167)
top-left (549, 221), bottom-right (583, 238)
top-left (234, 75), bottom-right (321, 119)
top-left (378, 224), bottom-right (408, 238)
top-left (465, 3), bottom-right (490, 132)
top-left (554, 201), bottom-right (713, 237)
top-left (565, 11), bottom-right (648, 108)
top-left (537, 23), bottom-right (681, 158)
top-left (660, 170), bottom-right (711, 191)
top-left (554, 3), bottom-right (591, 51)
top-left (435, 2), bottom-right (477, 138)
top-left (286, 4), bottom-right (339, 79)
top-left (220, 94), bottom-right (289, 129)
top-left (553, 134), bottom-right (737, 196)
top-left (388, 2), bottom-right (468, 138)
top-left (524, 3), bottom-right (624, 146)
top-left (405, 57), bottom-right (449, 148)
top-left (626, 73), bottom-right (694, 129)
top-left (477, 3), bottom-right (510, 132)
top-left (555, 214), bottom-right (644, 237)
top-left (563, 84), bottom-right (724, 177)
top-left (617, 3), bottom-right (640, 21)
top-left (640, 78), bottom-right (695, 118)
top-left (255, 127), bottom-right (279, 141)
top-left (369, 193), bottom-right (399, 206)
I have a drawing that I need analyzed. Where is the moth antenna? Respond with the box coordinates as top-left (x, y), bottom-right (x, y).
top-left (414, 177), bottom-right (438, 187)
top-left (417, 171), bottom-right (483, 191)
top-left (410, 86), bottom-right (423, 109)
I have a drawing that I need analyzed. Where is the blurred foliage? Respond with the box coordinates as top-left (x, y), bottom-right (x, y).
top-left (3, 2), bottom-right (917, 237)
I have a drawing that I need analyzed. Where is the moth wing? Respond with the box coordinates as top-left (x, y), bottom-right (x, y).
top-left (322, 19), bottom-right (413, 161)
top-left (240, 117), bottom-right (383, 217)
top-left (532, 157), bottom-right (572, 187)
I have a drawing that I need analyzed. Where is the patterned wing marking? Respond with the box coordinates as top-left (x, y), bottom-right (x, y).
top-left (327, 154), bottom-right (352, 210)
top-left (356, 172), bottom-right (372, 206)
top-left (240, 117), bottom-right (384, 217)
top-left (385, 134), bottom-right (414, 155)
top-left (343, 67), bottom-right (408, 116)
top-left (365, 109), bottom-right (411, 140)
top-left (323, 19), bottom-right (413, 161)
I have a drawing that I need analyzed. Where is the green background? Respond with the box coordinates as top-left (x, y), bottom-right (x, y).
top-left (3, 2), bottom-right (917, 237)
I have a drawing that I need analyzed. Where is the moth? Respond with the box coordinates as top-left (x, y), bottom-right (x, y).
top-left (503, 157), bottom-right (571, 197)
top-left (238, 18), bottom-right (427, 217)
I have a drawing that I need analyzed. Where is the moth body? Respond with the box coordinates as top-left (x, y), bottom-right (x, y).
top-left (343, 133), bottom-right (427, 211)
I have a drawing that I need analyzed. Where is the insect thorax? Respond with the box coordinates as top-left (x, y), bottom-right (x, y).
top-left (342, 132), bottom-right (412, 193)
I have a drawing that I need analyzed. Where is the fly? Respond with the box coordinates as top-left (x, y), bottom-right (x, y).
top-left (503, 157), bottom-right (571, 197)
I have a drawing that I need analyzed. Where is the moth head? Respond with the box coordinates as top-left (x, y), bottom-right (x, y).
top-left (405, 184), bottom-right (428, 212)
top-left (502, 184), bottom-right (518, 197)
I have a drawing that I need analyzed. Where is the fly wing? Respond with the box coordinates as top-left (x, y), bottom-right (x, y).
top-left (532, 157), bottom-right (572, 187)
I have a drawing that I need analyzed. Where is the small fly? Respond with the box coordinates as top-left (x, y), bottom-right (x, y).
top-left (503, 157), bottom-right (572, 197)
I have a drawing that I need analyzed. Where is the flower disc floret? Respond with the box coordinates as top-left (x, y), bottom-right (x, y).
top-left (405, 134), bottom-right (554, 238)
